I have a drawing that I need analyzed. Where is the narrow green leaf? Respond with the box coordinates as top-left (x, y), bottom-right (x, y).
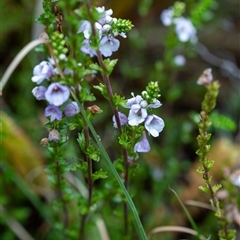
top-left (170, 187), bottom-right (202, 240)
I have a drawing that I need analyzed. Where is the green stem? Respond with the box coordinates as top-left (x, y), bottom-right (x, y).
top-left (85, 1), bottom-right (130, 234)
top-left (71, 91), bottom-right (147, 240)
top-left (95, 50), bottom-right (130, 236)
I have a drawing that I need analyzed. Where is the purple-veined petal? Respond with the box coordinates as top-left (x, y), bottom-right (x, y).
top-left (45, 83), bottom-right (70, 106)
top-left (45, 105), bottom-right (62, 122)
top-left (99, 36), bottom-right (120, 57)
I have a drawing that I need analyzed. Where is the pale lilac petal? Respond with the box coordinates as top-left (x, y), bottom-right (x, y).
top-left (81, 39), bottom-right (96, 57)
top-left (148, 100), bottom-right (162, 108)
top-left (45, 83), bottom-right (70, 106)
top-left (99, 36), bottom-right (120, 57)
top-left (45, 105), bottom-right (62, 122)
top-left (64, 102), bottom-right (80, 116)
top-left (32, 61), bottom-right (54, 84)
top-left (112, 112), bottom-right (128, 128)
top-left (78, 20), bottom-right (91, 39)
top-left (134, 132), bottom-right (151, 153)
top-left (32, 86), bottom-right (47, 100)
top-left (174, 55), bottom-right (186, 66)
top-left (160, 8), bottom-right (174, 26)
top-left (126, 94), bottom-right (143, 108)
top-left (174, 17), bottom-right (196, 42)
top-left (145, 114), bottom-right (165, 137)
top-left (128, 105), bottom-right (148, 126)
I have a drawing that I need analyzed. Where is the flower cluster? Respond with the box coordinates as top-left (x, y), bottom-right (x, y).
top-left (160, 7), bottom-right (197, 43)
top-left (31, 61), bottom-right (80, 122)
top-left (113, 82), bottom-right (164, 153)
top-left (78, 6), bottom-right (133, 57)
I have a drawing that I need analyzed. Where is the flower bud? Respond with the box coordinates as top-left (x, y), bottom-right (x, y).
top-left (40, 138), bottom-right (49, 146)
top-left (87, 105), bottom-right (101, 114)
top-left (48, 129), bottom-right (60, 142)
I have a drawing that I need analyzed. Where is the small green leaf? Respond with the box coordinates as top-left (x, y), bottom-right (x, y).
top-left (206, 160), bottom-right (214, 170)
top-left (196, 166), bottom-right (204, 174)
top-left (89, 63), bottom-right (103, 74)
top-left (199, 185), bottom-right (210, 194)
top-left (212, 184), bottom-right (222, 193)
top-left (77, 131), bottom-right (86, 152)
top-left (103, 59), bottom-right (118, 76)
top-left (114, 158), bottom-right (125, 172)
top-left (79, 87), bottom-right (96, 102)
top-left (196, 149), bottom-right (202, 157)
top-left (86, 143), bottom-right (101, 162)
top-left (94, 83), bottom-right (109, 100)
top-left (78, 198), bottom-right (89, 215)
top-left (113, 94), bottom-right (126, 107)
top-left (92, 169), bottom-right (108, 181)
top-left (70, 163), bottom-right (85, 171)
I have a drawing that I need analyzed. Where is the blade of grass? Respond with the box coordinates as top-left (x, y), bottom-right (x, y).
top-left (1, 205), bottom-right (35, 240)
top-left (169, 187), bottom-right (202, 239)
top-left (3, 163), bottom-right (53, 224)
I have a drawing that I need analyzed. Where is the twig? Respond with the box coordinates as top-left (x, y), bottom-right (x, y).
top-left (148, 226), bottom-right (207, 240)
top-left (0, 33), bottom-right (49, 94)
top-left (0, 205), bottom-right (36, 240)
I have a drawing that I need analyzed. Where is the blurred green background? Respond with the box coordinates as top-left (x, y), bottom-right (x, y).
top-left (1, 0), bottom-right (239, 239)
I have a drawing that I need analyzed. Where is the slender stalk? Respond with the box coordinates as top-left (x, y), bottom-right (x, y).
top-left (79, 126), bottom-right (93, 240)
top-left (54, 144), bottom-right (69, 239)
top-left (196, 81), bottom-right (233, 238)
top-left (85, 1), bottom-right (130, 235)
top-left (0, 36), bottom-right (48, 94)
top-left (96, 38), bottom-right (130, 238)
top-left (84, 127), bottom-right (93, 206)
